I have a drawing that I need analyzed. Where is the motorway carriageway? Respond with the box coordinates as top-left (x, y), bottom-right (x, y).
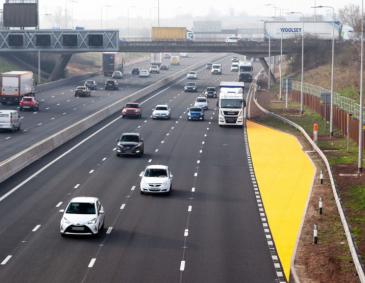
top-left (0, 53), bottom-right (215, 162)
top-left (0, 57), bottom-right (280, 282)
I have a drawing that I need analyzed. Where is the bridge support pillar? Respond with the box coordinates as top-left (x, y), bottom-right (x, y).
top-left (259, 57), bottom-right (276, 84)
top-left (49, 54), bottom-right (73, 81)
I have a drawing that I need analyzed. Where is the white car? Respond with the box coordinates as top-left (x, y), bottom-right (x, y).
top-left (139, 69), bottom-right (150, 77)
top-left (186, 71), bottom-right (198, 79)
top-left (149, 65), bottom-right (160, 74)
top-left (180, 52), bottom-right (188, 58)
top-left (225, 36), bottom-right (241, 43)
top-left (152, 104), bottom-right (171, 119)
top-left (194, 97), bottom-right (208, 110)
top-left (140, 165), bottom-right (173, 194)
top-left (231, 63), bottom-right (239, 72)
top-left (60, 197), bottom-right (105, 236)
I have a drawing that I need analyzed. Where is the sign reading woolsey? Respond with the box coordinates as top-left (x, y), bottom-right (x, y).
top-left (264, 21), bottom-right (342, 40)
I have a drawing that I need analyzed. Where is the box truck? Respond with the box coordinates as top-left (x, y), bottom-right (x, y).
top-left (102, 52), bottom-right (124, 77)
top-left (152, 27), bottom-right (194, 41)
top-left (0, 71), bottom-right (34, 104)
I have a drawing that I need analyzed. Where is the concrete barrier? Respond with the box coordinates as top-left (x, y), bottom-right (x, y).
top-left (0, 55), bottom-right (225, 184)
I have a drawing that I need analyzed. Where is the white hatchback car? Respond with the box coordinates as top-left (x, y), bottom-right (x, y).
top-left (60, 197), bottom-right (105, 236)
top-left (186, 71), bottom-right (198, 79)
top-left (139, 69), bottom-right (150, 77)
top-left (152, 104), bottom-right (171, 119)
top-left (194, 97), bottom-right (208, 110)
top-left (140, 165), bottom-right (173, 194)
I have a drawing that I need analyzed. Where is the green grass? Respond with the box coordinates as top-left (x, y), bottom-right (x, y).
top-left (339, 86), bottom-right (359, 101)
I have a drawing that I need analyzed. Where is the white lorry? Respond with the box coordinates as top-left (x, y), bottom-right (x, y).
top-left (238, 61), bottom-right (253, 83)
top-left (218, 82), bottom-right (245, 127)
top-left (0, 71), bottom-right (34, 104)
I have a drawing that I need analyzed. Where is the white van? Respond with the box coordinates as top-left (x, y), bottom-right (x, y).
top-left (0, 110), bottom-right (21, 131)
top-left (211, 64), bottom-right (222, 75)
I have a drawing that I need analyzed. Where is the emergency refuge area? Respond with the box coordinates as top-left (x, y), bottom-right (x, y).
top-left (246, 121), bottom-right (316, 279)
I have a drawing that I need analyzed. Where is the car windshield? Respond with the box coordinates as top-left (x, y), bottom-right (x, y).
top-left (220, 99), bottom-right (243, 109)
top-left (196, 98), bottom-right (206, 103)
top-left (189, 72), bottom-right (196, 75)
top-left (76, 87), bottom-right (86, 90)
top-left (145, 168), bottom-right (168, 177)
top-left (207, 88), bottom-right (215, 91)
top-left (120, 135), bottom-right (139, 142)
top-left (187, 83), bottom-right (195, 86)
top-left (190, 108), bottom-right (202, 112)
top-left (66, 202), bottom-right (96, 214)
top-left (23, 98), bottom-right (32, 102)
top-left (126, 104), bottom-right (139, 108)
top-left (86, 81), bottom-right (94, 84)
top-left (107, 81), bottom-right (114, 84)
top-left (156, 106), bottom-right (168, 111)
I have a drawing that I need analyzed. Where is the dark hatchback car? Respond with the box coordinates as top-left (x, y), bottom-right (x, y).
top-left (131, 68), bottom-right (140, 75)
top-left (206, 63), bottom-right (213, 70)
top-left (187, 107), bottom-right (204, 121)
top-left (105, 79), bottom-right (119, 90)
top-left (204, 87), bottom-right (217, 98)
top-left (121, 102), bottom-right (142, 118)
top-left (74, 86), bottom-right (91, 97)
top-left (184, 82), bottom-right (198, 92)
top-left (116, 133), bottom-right (144, 157)
top-left (84, 80), bottom-right (97, 90)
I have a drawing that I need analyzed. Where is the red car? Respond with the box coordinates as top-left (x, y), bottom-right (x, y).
top-left (121, 102), bottom-right (142, 118)
top-left (19, 96), bottom-right (39, 111)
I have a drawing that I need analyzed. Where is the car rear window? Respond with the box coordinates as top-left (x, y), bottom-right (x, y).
top-left (145, 169), bottom-right (168, 177)
top-left (190, 108), bottom-right (202, 112)
top-left (23, 98), bottom-right (32, 102)
top-left (156, 106), bottom-right (168, 110)
top-left (126, 103), bottom-right (139, 108)
top-left (197, 98), bottom-right (206, 102)
top-left (66, 202), bottom-right (96, 214)
top-left (207, 87), bottom-right (215, 91)
top-left (120, 135), bottom-right (139, 142)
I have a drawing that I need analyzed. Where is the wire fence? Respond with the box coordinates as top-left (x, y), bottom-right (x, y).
top-left (292, 81), bottom-right (363, 121)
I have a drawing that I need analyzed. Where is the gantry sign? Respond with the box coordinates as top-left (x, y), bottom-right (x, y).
top-left (0, 29), bottom-right (119, 52)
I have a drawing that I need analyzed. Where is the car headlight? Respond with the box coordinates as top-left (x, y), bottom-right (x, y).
top-left (87, 218), bottom-right (97, 224)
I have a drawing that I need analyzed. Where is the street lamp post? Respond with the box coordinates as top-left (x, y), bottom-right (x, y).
top-left (289, 11), bottom-right (305, 114)
top-left (313, 5), bottom-right (335, 136)
top-left (359, 0), bottom-right (364, 173)
top-left (279, 30), bottom-right (283, 100)
top-left (268, 34), bottom-right (271, 89)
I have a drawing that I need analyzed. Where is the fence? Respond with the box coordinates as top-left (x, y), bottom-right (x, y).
top-left (290, 81), bottom-right (364, 145)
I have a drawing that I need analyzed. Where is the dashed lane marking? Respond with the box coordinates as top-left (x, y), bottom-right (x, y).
top-left (1, 255), bottom-right (12, 265)
top-left (88, 258), bottom-right (96, 268)
top-left (89, 169), bottom-right (94, 174)
top-left (74, 184), bottom-right (80, 189)
top-left (106, 227), bottom-right (113, 234)
top-left (32, 225), bottom-right (41, 232)
top-left (184, 229), bottom-right (189, 237)
top-left (188, 205), bottom-right (192, 212)
top-left (180, 260), bottom-right (185, 271)
top-left (56, 202), bottom-right (63, 208)
top-left (131, 186), bottom-right (136, 191)
top-left (191, 187), bottom-right (196, 193)
top-left (120, 204), bottom-right (126, 210)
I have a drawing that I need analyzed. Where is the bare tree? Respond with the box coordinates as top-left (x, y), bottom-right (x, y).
top-left (339, 4), bottom-right (361, 37)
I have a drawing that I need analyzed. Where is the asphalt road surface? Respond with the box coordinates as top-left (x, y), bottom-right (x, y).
top-left (0, 56), bottom-right (278, 283)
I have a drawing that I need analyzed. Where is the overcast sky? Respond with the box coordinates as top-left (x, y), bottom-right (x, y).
top-left (34, 0), bottom-right (357, 21)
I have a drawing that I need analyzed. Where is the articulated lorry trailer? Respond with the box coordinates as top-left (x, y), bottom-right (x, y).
top-left (151, 27), bottom-right (194, 41)
top-left (218, 82), bottom-right (246, 127)
top-left (102, 52), bottom-right (124, 77)
top-left (0, 71), bottom-right (34, 104)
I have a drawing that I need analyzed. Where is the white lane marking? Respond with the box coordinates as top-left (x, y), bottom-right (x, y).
top-left (155, 149), bottom-right (159, 153)
top-left (131, 186), bottom-right (136, 191)
top-left (59, 209), bottom-right (65, 213)
top-left (180, 260), bottom-right (185, 271)
top-left (62, 112), bottom-right (67, 115)
top-left (5, 136), bottom-right (11, 140)
top-left (191, 187), bottom-right (196, 192)
top-left (199, 150), bottom-right (203, 154)
top-left (120, 204), bottom-right (126, 210)
top-left (202, 141), bottom-right (205, 145)
top-left (175, 121), bottom-right (179, 124)
top-left (88, 258), bottom-right (96, 268)
top-left (171, 126), bottom-right (175, 130)
top-left (188, 205), bottom-right (192, 212)
top-left (102, 157), bottom-right (107, 162)
top-left (197, 160), bottom-right (200, 164)
top-left (166, 133), bottom-right (170, 136)
top-left (37, 122), bottom-right (43, 127)
top-left (32, 225), bottom-right (41, 232)
top-left (204, 134), bottom-right (207, 137)
top-left (106, 226), bottom-right (113, 234)
top-left (51, 117), bottom-right (55, 120)
top-left (194, 172), bottom-right (198, 177)
top-left (161, 140), bottom-right (165, 144)
top-left (57, 103), bottom-right (60, 106)
top-left (144, 120), bottom-right (147, 123)
top-left (137, 125), bottom-right (141, 129)
top-left (89, 169), bottom-right (94, 174)
top-left (139, 171), bottom-right (144, 177)
top-left (33, 112), bottom-right (38, 115)
top-left (113, 147), bottom-right (117, 151)
top-left (148, 159), bottom-right (152, 163)
top-left (0, 73), bottom-right (194, 203)
top-left (56, 201), bottom-right (63, 208)
top-left (45, 107), bottom-right (50, 110)
top-left (74, 184), bottom-right (80, 189)
top-left (184, 229), bottom-right (189, 237)
top-left (207, 127), bottom-right (210, 131)
top-left (1, 255), bottom-right (12, 265)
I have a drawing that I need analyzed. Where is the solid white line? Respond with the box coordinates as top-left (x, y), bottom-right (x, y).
top-left (32, 225), bottom-right (41, 232)
top-left (106, 226), bottom-right (113, 234)
top-left (74, 184), bottom-right (80, 189)
top-left (188, 205), bottom-right (192, 212)
top-left (184, 229), bottom-right (189, 237)
top-left (56, 201), bottom-right (63, 208)
top-left (180, 260), bottom-right (185, 271)
top-left (120, 204), bottom-right (126, 210)
top-left (1, 255), bottom-right (12, 265)
top-left (88, 258), bottom-right (96, 268)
